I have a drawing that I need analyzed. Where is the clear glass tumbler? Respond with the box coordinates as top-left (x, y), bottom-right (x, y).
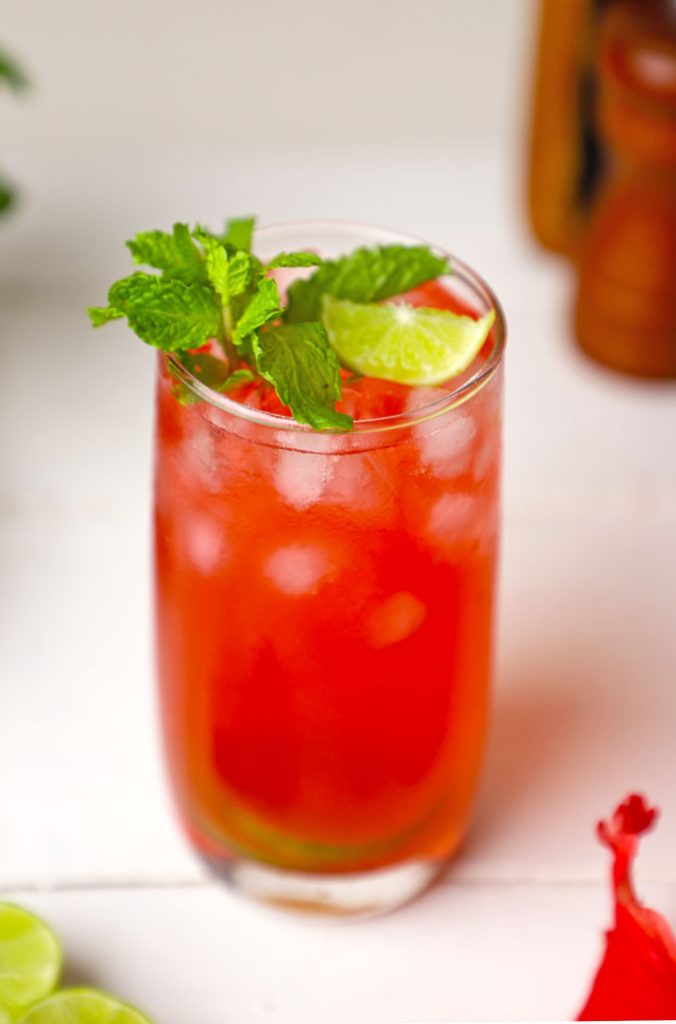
top-left (154, 223), bottom-right (506, 915)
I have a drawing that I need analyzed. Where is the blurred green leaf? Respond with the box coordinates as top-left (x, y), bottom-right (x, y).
top-left (0, 176), bottom-right (15, 215)
top-left (0, 48), bottom-right (28, 91)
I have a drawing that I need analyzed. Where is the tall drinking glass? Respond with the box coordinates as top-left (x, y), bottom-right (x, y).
top-left (154, 223), bottom-right (506, 915)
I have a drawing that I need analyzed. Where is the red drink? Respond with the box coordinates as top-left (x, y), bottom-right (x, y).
top-left (154, 224), bottom-right (505, 913)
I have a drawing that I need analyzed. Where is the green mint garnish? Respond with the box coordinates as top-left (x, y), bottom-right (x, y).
top-left (285, 244), bottom-right (449, 323)
top-left (88, 221), bottom-right (346, 429)
top-left (88, 217), bottom-right (450, 431)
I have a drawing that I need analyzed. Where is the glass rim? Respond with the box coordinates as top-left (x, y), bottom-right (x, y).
top-left (167, 219), bottom-right (507, 436)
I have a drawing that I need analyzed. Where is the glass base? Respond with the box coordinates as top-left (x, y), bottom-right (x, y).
top-left (201, 854), bottom-right (446, 918)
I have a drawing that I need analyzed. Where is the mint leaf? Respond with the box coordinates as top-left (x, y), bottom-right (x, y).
top-left (227, 251), bottom-right (256, 297)
top-left (198, 233), bottom-right (230, 299)
top-left (220, 367), bottom-right (255, 391)
top-left (169, 355), bottom-right (254, 405)
top-left (88, 305), bottom-right (124, 326)
top-left (229, 254), bottom-right (265, 330)
top-left (285, 244), bottom-right (449, 323)
top-left (267, 252), bottom-right (322, 269)
top-left (192, 230), bottom-right (258, 304)
top-left (94, 272), bottom-right (221, 351)
top-left (253, 323), bottom-right (352, 431)
top-left (233, 277), bottom-right (282, 347)
top-left (127, 223), bottom-right (205, 283)
top-left (178, 351), bottom-right (232, 389)
top-left (177, 352), bottom-right (253, 392)
top-left (223, 216), bottom-right (255, 252)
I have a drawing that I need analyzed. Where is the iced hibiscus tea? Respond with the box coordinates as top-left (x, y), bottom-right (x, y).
top-left (154, 226), bottom-right (504, 911)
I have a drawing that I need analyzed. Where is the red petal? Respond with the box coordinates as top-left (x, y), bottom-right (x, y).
top-left (578, 795), bottom-right (676, 1020)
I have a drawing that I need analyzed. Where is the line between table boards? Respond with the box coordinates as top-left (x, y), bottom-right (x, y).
top-left (2, 875), bottom-right (675, 894)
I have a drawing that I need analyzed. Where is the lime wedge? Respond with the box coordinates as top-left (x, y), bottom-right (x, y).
top-left (0, 904), bottom-right (62, 1018)
top-left (322, 295), bottom-right (495, 386)
top-left (17, 989), bottom-right (152, 1024)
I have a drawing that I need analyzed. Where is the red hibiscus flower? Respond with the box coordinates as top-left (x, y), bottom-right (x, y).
top-left (578, 795), bottom-right (676, 1020)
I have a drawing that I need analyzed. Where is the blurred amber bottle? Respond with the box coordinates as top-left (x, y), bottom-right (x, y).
top-left (575, 1), bottom-right (676, 377)
top-left (528, 0), bottom-right (609, 256)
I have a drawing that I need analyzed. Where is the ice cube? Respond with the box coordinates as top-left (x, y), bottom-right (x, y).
top-left (418, 492), bottom-right (492, 559)
top-left (326, 453), bottom-right (398, 524)
top-left (274, 450), bottom-right (331, 509)
top-left (428, 493), bottom-right (476, 536)
top-left (416, 413), bottom-right (476, 479)
top-left (181, 419), bottom-right (222, 492)
top-left (327, 455), bottom-right (368, 503)
top-left (264, 542), bottom-right (336, 596)
top-left (183, 414), bottom-right (248, 494)
top-left (365, 591), bottom-right (427, 648)
top-left (404, 385), bottom-right (449, 414)
top-left (472, 430), bottom-right (500, 482)
top-left (185, 512), bottom-right (229, 574)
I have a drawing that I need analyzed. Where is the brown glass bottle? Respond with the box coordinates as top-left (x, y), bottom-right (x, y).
top-left (575, 0), bottom-right (676, 377)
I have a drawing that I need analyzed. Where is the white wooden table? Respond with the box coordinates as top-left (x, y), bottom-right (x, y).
top-left (1, 140), bottom-right (675, 1022)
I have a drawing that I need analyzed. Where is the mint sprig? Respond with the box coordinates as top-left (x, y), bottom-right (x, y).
top-left (89, 221), bottom-right (347, 429)
top-left (88, 218), bottom-right (449, 431)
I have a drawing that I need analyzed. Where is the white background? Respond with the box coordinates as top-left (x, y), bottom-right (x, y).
top-left (2, 0), bottom-right (527, 146)
top-left (1, 1), bottom-right (675, 1021)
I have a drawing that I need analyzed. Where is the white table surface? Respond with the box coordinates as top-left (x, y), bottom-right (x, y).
top-left (1, 139), bottom-right (675, 1022)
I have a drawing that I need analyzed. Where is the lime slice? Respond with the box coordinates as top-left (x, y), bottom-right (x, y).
top-left (0, 904), bottom-right (62, 1018)
top-left (322, 295), bottom-right (495, 386)
top-left (17, 989), bottom-right (152, 1024)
